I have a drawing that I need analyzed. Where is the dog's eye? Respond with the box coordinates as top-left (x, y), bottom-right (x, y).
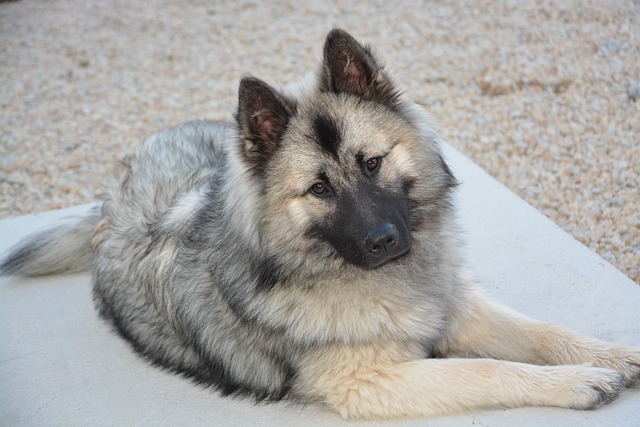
top-left (310, 182), bottom-right (331, 197)
top-left (365, 157), bottom-right (381, 173)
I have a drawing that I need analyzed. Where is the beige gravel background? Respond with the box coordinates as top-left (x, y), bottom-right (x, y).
top-left (1, 0), bottom-right (638, 283)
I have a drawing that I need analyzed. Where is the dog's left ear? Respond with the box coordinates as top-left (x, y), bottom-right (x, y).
top-left (237, 77), bottom-right (296, 172)
top-left (320, 29), bottom-right (400, 109)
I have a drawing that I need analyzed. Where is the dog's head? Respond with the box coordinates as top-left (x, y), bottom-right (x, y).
top-left (235, 29), bottom-right (456, 273)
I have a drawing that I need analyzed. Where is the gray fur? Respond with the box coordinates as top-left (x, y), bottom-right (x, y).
top-left (0, 205), bottom-right (101, 276)
top-left (1, 29), bottom-right (639, 419)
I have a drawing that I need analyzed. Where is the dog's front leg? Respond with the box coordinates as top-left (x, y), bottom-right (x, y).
top-left (296, 345), bottom-right (626, 419)
top-left (444, 287), bottom-right (640, 387)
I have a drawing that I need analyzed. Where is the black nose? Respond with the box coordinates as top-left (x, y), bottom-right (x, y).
top-left (364, 223), bottom-right (399, 256)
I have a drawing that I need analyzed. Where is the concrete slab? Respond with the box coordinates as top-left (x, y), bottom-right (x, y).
top-left (1, 144), bottom-right (638, 426)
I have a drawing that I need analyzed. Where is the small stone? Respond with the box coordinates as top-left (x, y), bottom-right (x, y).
top-left (604, 40), bottom-right (622, 52)
top-left (627, 82), bottom-right (640, 102)
top-left (1, 153), bottom-right (16, 168)
top-left (609, 197), bottom-right (623, 207)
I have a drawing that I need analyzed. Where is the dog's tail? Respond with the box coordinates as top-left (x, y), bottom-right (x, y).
top-left (0, 204), bottom-right (104, 277)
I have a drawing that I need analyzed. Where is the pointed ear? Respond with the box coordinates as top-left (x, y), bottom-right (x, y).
top-left (320, 29), bottom-right (400, 108)
top-left (237, 77), bottom-right (296, 171)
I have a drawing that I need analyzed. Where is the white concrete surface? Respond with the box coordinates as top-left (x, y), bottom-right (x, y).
top-left (1, 144), bottom-right (638, 426)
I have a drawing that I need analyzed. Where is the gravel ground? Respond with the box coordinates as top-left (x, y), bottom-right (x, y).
top-left (1, 0), bottom-right (638, 283)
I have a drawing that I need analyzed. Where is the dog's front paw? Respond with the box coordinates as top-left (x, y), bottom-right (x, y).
top-left (591, 345), bottom-right (640, 388)
top-left (556, 365), bottom-right (626, 410)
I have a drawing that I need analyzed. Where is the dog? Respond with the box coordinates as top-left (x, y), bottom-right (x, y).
top-left (1, 29), bottom-right (639, 419)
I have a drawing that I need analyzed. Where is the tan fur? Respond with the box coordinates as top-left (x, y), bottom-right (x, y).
top-left (293, 279), bottom-right (639, 419)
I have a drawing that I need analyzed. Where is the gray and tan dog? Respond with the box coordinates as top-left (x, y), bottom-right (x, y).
top-left (1, 29), bottom-right (638, 419)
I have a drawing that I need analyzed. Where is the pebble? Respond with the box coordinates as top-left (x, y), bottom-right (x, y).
top-left (627, 82), bottom-right (640, 102)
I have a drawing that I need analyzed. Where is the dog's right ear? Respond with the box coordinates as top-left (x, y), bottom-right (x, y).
top-left (237, 77), bottom-right (296, 172)
top-left (320, 29), bottom-right (400, 109)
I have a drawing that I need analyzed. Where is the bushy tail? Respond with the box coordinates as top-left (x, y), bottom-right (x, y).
top-left (0, 204), bottom-right (104, 277)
